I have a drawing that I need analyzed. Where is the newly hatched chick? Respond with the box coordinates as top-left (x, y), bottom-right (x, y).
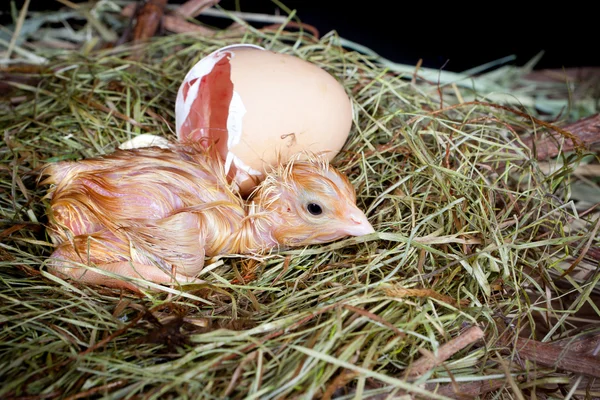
top-left (40, 143), bottom-right (374, 291)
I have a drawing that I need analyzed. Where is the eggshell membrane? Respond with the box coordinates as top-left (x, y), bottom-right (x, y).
top-left (175, 45), bottom-right (353, 196)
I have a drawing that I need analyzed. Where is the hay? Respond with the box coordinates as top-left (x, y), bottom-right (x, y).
top-left (1, 1), bottom-right (599, 399)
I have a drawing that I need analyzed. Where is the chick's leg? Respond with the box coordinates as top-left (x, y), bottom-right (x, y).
top-left (50, 259), bottom-right (200, 292)
top-left (48, 231), bottom-right (203, 291)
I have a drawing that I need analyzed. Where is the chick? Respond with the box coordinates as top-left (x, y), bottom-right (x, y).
top-left (40, 143), bottom-right (374, 290)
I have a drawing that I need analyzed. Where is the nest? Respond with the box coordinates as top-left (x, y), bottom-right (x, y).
top-left (1, 1), bottom-right (599, 399)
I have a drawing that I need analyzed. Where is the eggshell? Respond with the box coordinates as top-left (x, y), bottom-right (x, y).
top-left (119, 134), bottom-right (170, 150)
top-left (175, 44), bottom-right (353, 195)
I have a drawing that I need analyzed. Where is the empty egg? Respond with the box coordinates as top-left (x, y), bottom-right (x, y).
top-left (175, 44), bottom-right (353, 196)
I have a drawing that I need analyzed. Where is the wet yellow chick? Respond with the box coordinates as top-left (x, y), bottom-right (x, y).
top-left (40, 143), bottom-right (374, 291)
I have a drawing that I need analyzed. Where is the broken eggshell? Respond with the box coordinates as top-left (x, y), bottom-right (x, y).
top-left (175, 44), bottom-right (353, 196)
top-left (119, 133), bottom-right (170, 150)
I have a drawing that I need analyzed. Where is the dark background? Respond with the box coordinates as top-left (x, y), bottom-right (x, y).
top-left (2, 0), bottom-right (598, 72)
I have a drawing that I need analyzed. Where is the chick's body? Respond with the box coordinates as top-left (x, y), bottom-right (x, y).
top-left (41, 143), bottom-right (374, 290)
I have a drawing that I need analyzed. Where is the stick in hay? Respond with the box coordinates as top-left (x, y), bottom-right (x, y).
top-left (500, 334), bottom-right (600, 378)
top-left (423, 378), bottom-right (513, 400)
top-left (521, 113), bottom-right (600, 160)
top-left (175, 0), bottom-right (220, 18)
top-left (121, 1), bottom-right (217, 36)
top-left (132, 0), bottom-right (169, 42)
top-left (384, 285), bottom-right (471, 308)
top-left (406, 326), bottom-right (485, 377)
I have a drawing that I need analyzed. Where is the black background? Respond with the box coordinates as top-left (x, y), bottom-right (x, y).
top-left (2, 0), bottom-right (598, 72)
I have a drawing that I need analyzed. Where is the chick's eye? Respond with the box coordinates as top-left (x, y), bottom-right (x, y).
top-left (306, 203), bottom-right (323, 216)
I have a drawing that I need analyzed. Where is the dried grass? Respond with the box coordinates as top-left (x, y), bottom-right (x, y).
top-left (1, 1), bottom-right (599, 399)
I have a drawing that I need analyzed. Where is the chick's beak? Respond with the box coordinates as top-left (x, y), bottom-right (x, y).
top-left (341, 209), bottom-right (375, 237)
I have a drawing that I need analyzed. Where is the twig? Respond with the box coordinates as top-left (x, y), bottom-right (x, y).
top-left (321, 370), bottom-right (360, 400)
top-left (121, 4), bottom-right (215, 35)
top-left (132, 0), bottom-right (169, 43)
top-left (500, 334), bottom-right (600, 378)
top-left (339, 377), bottom-right (512, 400)
top-left (383, 285), bottom-right (470, 308)
top-left (175, 0), bottom-right (220, 18)
top-left (422, 379), bottom-right (511, 399)
top-left (523, 67), bottom-right (600, 84)
top-left (522, 113), bottom-right (600, 160)
top-left (553, 327), bottom-right (600, 357)
top-left (0, 224), bottom-right (27, 239)
top-left (162, 15), bottom-right (216, 35)
top-left (406, 326), bottom-right (485, 377)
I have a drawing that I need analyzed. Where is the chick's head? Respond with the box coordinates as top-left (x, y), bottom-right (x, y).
top-left (255, 157), bottom-right (375, 247)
